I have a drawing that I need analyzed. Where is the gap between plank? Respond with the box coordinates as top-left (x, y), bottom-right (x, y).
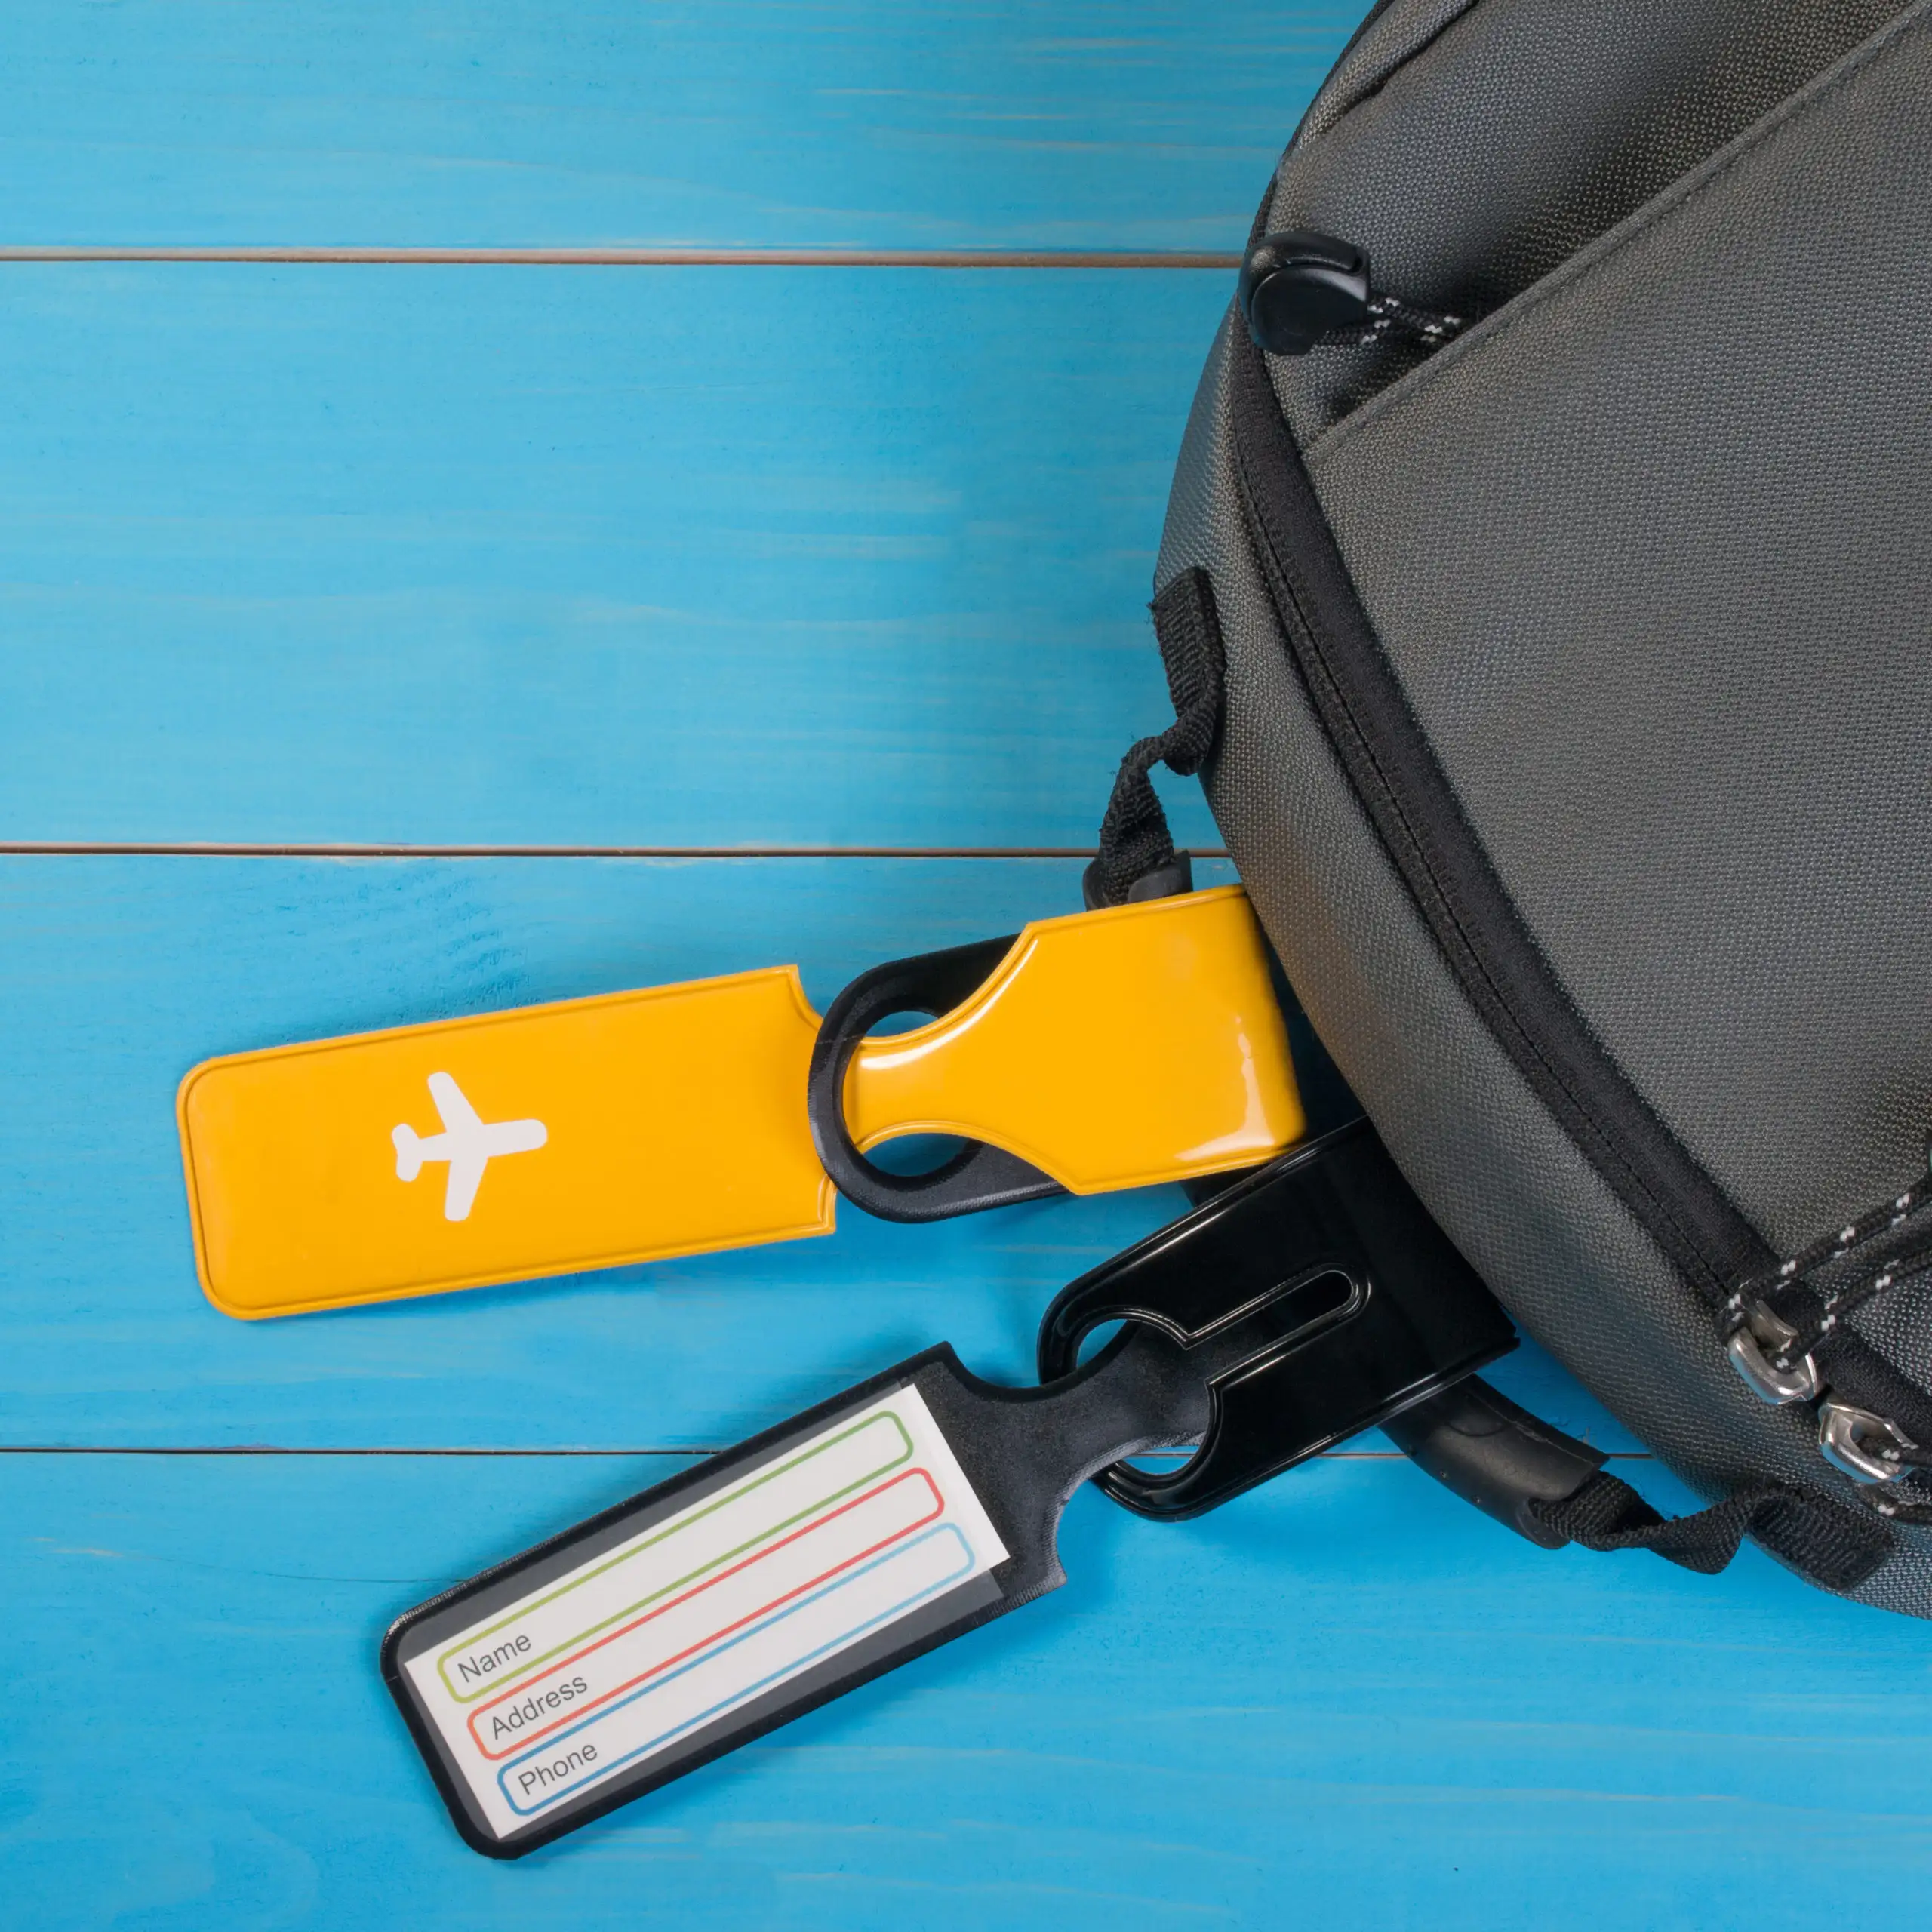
top-left (0, 246), bottom-right (1241, 269)
top-left (0, 1444), bottom-right (1654, 1460)
top-left (0, 843), bottom-right (1232, 860)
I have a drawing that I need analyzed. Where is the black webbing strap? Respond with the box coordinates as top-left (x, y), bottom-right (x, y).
top-left (1392, 1376), bottom-right (1890, 1591)
top-left (1085, 568), bottom-right (1227, 909)
top-left (1531, 1469), bottom-right (1889, 1590)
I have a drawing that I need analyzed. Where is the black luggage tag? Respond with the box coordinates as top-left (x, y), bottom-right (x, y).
top-left (383, 1121), bottom-right (1514, 1857)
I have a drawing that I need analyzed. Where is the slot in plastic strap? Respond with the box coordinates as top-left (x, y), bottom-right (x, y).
top-left (178, 887), bottom-right (1300, 1318)
top-left (836, 886), bottom-right (1300, 1208)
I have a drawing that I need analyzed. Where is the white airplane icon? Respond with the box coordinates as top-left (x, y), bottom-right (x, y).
top-left (392, 1072), bottom-right (548, 1222)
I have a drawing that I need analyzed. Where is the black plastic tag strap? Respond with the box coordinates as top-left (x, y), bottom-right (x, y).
top-left (804, 932), bottom-right (1063, 1223)
top-left (1084, 568), bottom-right (1226, 910)
top-left (1038, 1119), bottom-right (1516, 1515)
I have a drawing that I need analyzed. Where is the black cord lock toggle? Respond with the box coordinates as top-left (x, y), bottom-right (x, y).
top-left (1238, 229), bottom-right (1466, 358)
top-left (1238, 230), bottom-right (1372, 354)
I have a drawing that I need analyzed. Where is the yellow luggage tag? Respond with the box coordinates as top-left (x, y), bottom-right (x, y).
top-left (178, 887), bottom-right (1303, 1320)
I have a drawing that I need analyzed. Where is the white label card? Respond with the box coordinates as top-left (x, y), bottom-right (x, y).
top-left (401, 1384), bottom-right (1008, 1840)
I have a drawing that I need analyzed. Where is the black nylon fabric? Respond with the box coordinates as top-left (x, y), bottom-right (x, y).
top-left (1298, 4), bottom-right (1932, 1462)
top-left (1268, 0), bottom-right (1904, 441)
top-left (1160, 307), bottom-right (1915, 1604)
top-left (1226, 327), bottom-right (1768, 1302)
top-left (1224, 303), bottom-right (1921, 1589)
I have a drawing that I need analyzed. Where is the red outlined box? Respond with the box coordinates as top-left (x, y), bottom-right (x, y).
top-left (468, 1468), bottom-right (944, 1760)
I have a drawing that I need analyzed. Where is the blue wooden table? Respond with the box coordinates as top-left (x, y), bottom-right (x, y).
top-left (5, 7), bottom-right (1930, 1925)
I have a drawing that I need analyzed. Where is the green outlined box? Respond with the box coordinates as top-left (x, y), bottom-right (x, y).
top-left (435, 1410), bottom-right (914, 1702)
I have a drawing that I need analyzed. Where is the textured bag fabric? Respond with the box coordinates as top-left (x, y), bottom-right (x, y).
top-left (1160, 0), bottom-right (1932, 1611)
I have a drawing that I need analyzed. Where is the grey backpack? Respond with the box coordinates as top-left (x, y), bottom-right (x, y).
top-left (1092, 0), bottom-right (1932, 1614)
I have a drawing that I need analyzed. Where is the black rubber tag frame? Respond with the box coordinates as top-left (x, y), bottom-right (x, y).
top-left (384, 1124), bottom-right (1514, 1857)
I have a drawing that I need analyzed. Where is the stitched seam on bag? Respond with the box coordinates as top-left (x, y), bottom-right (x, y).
top-left (1219, 341), bottom-right (1931, 1552)
top-left (1228, 336), bottom-right (1744, 1294)
top-left (1294, 0), bottom-right (1486, 149)
top-left (1304, 0), bottom-right (1930, 466)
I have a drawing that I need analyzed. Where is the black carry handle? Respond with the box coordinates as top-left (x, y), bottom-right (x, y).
top-left (1382, 1377), bottom-right (1605, 1549)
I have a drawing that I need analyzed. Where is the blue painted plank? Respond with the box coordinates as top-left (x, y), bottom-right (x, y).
top-left (0, 264), bottom-right (1226, 849)
top-left (5, 1448), bottom-right (1927, 1930)
top-left (0, 853), bottom-right (1627, 1450)
top-left (0, 2), bottom-right (1358, 251)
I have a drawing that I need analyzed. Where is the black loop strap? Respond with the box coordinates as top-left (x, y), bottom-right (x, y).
top-left (1085, 568), bottom-right (1227, 909)
top-left (1531, 1470), bottom-right (1889, 1591)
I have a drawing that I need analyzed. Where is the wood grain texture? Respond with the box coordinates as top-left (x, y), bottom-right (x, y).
top-left (6, 1451), bottom-right (1927, 1931)
top-left (0, 263), bottom-right (1228, 849)
top-left (0, 1), bottom-right (1355, 251)
top-left (6, 5), bottom-right (1912, 1918)
top-left (0, 852), bottom-right (1626, 1451)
